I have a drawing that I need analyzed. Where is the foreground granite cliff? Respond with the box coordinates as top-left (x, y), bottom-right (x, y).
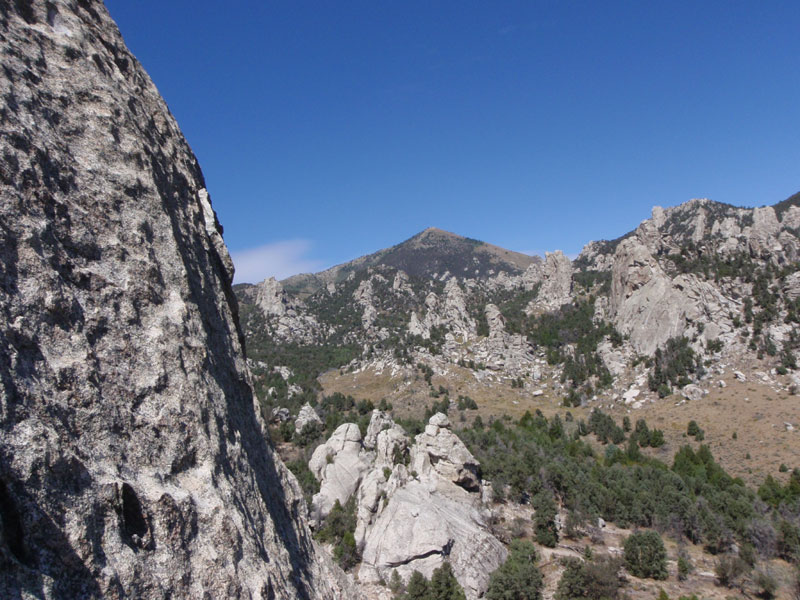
top-left (0, 1), bottom-right (353, 598)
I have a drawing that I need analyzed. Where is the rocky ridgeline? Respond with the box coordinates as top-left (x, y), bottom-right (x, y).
top-left (0, 3), bottom-right (353, 598)
top-left (309, 411), bottom-right (506, 599)
top-left (239, 193), bottom-right (800, 414)
top-left (586, 199), bottom-right (800, 356)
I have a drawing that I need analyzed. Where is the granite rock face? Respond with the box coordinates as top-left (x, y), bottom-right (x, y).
top-left (528, 250), bottom-right (573, 311)
top-left (295, 402), bottom-right (324, 434)
top-left (0, 2), bottom-right (353, 598)
top-left (309, 423), bottom-right (371, 524)
top-left (309, 413), bottom-right (506, 599)
top-left (244, 277), bottom-right (322, 343)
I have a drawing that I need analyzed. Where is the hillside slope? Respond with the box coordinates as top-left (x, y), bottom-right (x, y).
top-left (281, 227), bottom-right (538, 296)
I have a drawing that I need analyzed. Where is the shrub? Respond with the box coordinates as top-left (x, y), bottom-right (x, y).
top-left (677, 553), bottom-right (691, 581)
top-left (623, 530), bottom-right (667, 580)
top-left (404, 570), bottom-right (430, 599)
top-left (532, 491), bottom-right (559, 548)
top-left (555, 555), bottom-right (622, 600)
top-left (278, 420), bottom-right (294, 442)
top-left (714, 553), bottom-right (749, 588)
top-left (564, 510), bottom-right (586, 540)
top-left (457, 395), bottom-right (478, 410)
top-left (389, 570), bottom-right (404, 594)
top-left (554, 558), bottom-right (587, 600)
top-left (754, 567), bottom-right (778, 599)
top-left (316, 497), bottom-right (360, 569)
top-left (485, 540), bottom-right (543, 600)
top-left (778, 518), bottom-right (800, 561)
top-left (285, 459), bottom-right (320, 505)
top-left (333, 531), bottom-right (359, 571)
top-left (649, 428), bottom-right (665, 447)
top-left (648, 336), bottom-right (703, 392)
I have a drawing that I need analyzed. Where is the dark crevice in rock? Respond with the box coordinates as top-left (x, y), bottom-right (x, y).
top-left (14, 0), bottom-right (36, 24)
top-left (0, 477), bottom-right (28, 565)
top-left (120, 483), bottom-right (150, 550)
top-left (385, 539), bottom-right (454, 568)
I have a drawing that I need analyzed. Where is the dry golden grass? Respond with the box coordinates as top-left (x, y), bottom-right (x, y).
top-left (320, 367), bottom-right (799, 486)
top-left (607, 377), bottom-right (800, 487)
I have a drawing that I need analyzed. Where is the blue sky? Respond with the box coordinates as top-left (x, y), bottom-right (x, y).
top-left (105, 1), bottom-right (800, 283)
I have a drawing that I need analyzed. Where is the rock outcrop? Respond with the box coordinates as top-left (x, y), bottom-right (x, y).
top-left (0, 3), bottom-right (353, 598)
top-left (309, 423), bottom-right (372, 523)
top-left (531, 250), bottom-right (573, 311)
top-left (607, 226), bottom-right (739, 355)
top-left (310, 412), bottom-right (506, 599)
top-left (251, 277), bottom-right (321, 343)
top-left (296, 402), bottom-right (324, 434)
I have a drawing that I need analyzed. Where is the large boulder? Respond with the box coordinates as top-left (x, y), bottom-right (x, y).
top-left (295, 402), bottom-right (324, 434)
top-left (411, 414), bottom-right (481, 492)
top-left (357, 475), bottom-right (506, 599)
top-left (364, 409), bottom-right (395, 450)
top-left (309, 424), bottom-right (372, 523)
top-left (0, 3), bottom-right (352, 598)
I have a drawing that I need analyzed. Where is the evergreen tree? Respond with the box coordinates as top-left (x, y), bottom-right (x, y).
top-left (532, 491), bottom-right (559, 548)
top-left (429, 562), bottom-right (466, 600)
top-left (624, 530), bottom-right (668, 580)
top-left (485, 540), bottom-right (543, 600)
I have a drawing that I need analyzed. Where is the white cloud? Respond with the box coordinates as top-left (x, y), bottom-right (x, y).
top-left (231, 240), bottom-right (324, 284)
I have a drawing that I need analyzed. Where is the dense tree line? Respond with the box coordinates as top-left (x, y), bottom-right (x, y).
top-left (458, 410), bottom-right (793, 558)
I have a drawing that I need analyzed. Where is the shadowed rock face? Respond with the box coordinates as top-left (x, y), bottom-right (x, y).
top-left (0, 2), bottom-right (352, 598)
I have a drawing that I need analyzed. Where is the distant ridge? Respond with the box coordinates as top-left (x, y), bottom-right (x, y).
top-left (281, 227), bottom-right (538, 296)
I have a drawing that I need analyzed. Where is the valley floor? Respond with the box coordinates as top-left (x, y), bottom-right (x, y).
top-left (319, 362), bottom-right (799, 488)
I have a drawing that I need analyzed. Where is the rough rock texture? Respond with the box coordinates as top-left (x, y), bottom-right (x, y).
top-left (608, 236), bottom-right (738, 355)
top-left (405, 277), bottom-right (476, 343)
top-left (356, 415), bottom-right (505, 599)
top-left (250, 277), bottom-right (321, 343)
top-left (484, 304), bottom-right (505, 338)
top-left (309, 424), bottom-right (371, 524)
top-left (363, 409), bottom-right (395, 450)
top-left (295, 402), bottom-right (323, 434)
top-left (309, 413), bottom-right (505, 599)
top-left (441, 278), bottom-right (476, 340)
top-left (0, 3), bottom-right (353, 598)
top-left (681, 384), bottom-right (706, 402)
top-left (411, 414), bottom-right (481, 492)
top-left (537, 250), bottom-right (574, 309)
top-left (354, 278), bottom-right (379, 331)
top-left (522, 250), bottom-right (573, 314)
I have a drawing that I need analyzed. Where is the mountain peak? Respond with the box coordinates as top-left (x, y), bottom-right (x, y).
top-left (281, 228), bottom-right (537, 296)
